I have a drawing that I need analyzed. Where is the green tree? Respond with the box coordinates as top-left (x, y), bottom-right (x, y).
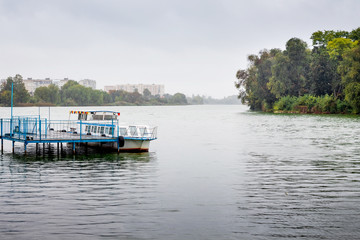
top-left (0, 74), bottom-right (30, 106)
top-left (170, 93), bottom-right (187, 105)
top-left (143, 88), bottom-right (152, 101)
top-left (310, 47), bottom-right (336, 96)
top-left (327, 38), bottom-right (358, 60)
top-left (339, 44), bottom-right (360, 85)
top-left (60, 80), bottom-right (80, 104)
top-left (345, 82), bottom-right (360, 113)
top-left (34, 84), bottom-right (60, 104)
top-left (236, 49), bottom-right (279, 110)
top-left (311, 30), bottom-right (349, 47)
top-left (349, 27), bottom-right (360, 41)
top-left (268, 38), bottom-right (311, 98)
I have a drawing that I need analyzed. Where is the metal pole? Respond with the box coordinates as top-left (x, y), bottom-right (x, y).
top-left (39, 119), bottom-right (41, 141)
top-left (1, 119), bottom-right (3, 154)
top-left (11, 82), bottom-right (13, 120)
top-left (10, 82), bottom-right (13, 137)
top-left (18, 119), bottom-right (20, 139)
top-left (45, 118), bottom-right (47, 139)
top-left (48, 106), bottom-right (51, 131)
top-left (112, 118), bottom-right (114, 137)
top-left (80, 120), bottom-right (82, 141)
top-left (12, 141), bottom-right (14, 154)
top-left (72, 142), bottom-right (75, 154)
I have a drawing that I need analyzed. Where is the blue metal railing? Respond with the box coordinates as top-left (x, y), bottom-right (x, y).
top-left (0, 117), bottom-right (119, 142)
top-left (0, 117), bottom-right (158, 143)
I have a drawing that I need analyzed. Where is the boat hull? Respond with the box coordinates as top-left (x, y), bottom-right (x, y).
top-left (85, 139), bottom-right (151, 153)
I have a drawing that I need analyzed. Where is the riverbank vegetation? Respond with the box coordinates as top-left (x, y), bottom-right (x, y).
top-left (0, 75), bottom-right (189, 106)
top-left (235, 27), bottom-right (360, 114)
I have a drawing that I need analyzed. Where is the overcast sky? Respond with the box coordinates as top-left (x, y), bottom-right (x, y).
top-left (0, 0), bottom-right (359, 98)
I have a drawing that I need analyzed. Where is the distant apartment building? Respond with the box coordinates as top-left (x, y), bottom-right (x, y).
top-left (104, 84), bottom-right (165, 96)
top-left (78, 79), bottom-right (96, 89)
top-left (23, 78), bottom-right (53, 95)
top-left (53, 78), bottom-right (72, 89)
top-left (22, 77), bottom-right (97, 95)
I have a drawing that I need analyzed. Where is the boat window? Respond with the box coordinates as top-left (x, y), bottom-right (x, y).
top-left (120, 128), bottom-right (127, 136)
top-left (87, 125), bottom-right (91, 133)
top-left (100, 126), bottom-right (105, 134)
top-left (104, 115), bottom-right (117, 120)
top-left (78, 113), bottom-right (88, 120)
top-left (93, 126), bottom-right (97, 133)
top-left (93, 114), bottom-right (103, 120)
top-left (105, 128), bottom-right (109, 134)
top-left (139, 127), bottom-right (146, 136)
top-left (129, 126), bottom-right (137, 136)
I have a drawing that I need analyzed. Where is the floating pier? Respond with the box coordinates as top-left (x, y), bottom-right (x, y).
top-left (0, 116), bottom-right (125, 155)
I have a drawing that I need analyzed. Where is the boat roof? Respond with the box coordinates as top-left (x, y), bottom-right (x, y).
top-left (70, 110), bottom-right (120, 115)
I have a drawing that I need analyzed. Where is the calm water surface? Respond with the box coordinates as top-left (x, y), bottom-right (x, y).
top-left (1, 105), bottom-right (360, 239)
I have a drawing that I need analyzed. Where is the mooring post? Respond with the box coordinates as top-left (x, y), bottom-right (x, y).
top-left (72, 142), bottom-right (75, 154)
top-left (24, 142), bottom-right (27, 155)
top-left (12, 141), bottom-right (14, 154)
top-left (57, 142), bottom-right (59, 156)
top-left (36, 143), bottom-right (39, 154)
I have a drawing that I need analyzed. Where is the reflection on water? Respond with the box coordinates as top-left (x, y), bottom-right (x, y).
top-left (1, 106), bottom-right (360, 239)
top-left (0, 149), bottom-right (159, 240)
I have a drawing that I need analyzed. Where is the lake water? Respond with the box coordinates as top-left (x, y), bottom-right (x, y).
top-left (1, 105), bottom-right (360, 239)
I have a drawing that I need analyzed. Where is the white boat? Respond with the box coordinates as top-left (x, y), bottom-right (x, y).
top-left (68, 110), bottom-right (157, 152)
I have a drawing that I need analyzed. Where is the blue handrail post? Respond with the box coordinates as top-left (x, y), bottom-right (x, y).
top-left (18, 119), bottom-right (20, 139)
top-left (39, 119), bottom-right (42, 141)
top-left (80, 120), bottom-right (82, 141)
top-left (112, 118), bottom-right (114, 137)
top-left (24, 118), bottom-right (27, 141)
top-left (45, 118), bottom-right (47, 139)
top-left (10, 82), bottom-right (13, 137)
top-left (1, 119), bottom-right (3, 154)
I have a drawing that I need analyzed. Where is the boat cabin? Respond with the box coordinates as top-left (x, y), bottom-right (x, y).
top-left (70, 111), bottom-right (120, 121)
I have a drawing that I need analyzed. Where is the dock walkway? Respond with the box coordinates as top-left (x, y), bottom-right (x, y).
top-left (0, 116), bottom-right (123, 154)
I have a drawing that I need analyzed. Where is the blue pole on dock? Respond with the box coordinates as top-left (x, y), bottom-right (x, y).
top-left (1, 119), bottom-right (3, 154)
top-left (39, 119), bottom-right (41, 141)
top-left (10, 82), bottom-right (13, 137)
top-left (11, 82), bottom-right (13, 119)
top-left (80, 120), bottom-right (82, 141)
top-left (45, 118), bottom-right (47, 139)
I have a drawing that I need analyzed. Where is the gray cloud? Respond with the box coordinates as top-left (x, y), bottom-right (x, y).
top-left (0, 0), bottom-right (359, 97)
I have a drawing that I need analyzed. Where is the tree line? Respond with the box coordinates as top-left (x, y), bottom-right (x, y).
top-left (235, 27), bottom-right (360, 113)
top-left (0, 75), bottom-right (188, 106)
